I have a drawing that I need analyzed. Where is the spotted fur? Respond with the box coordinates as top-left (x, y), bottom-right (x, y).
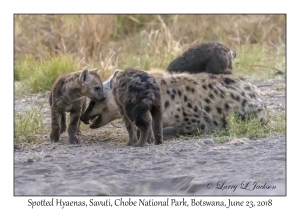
top-left (49, 68), bottom-right (105, 144)
top-left (110, 68), bottom-right (163, 147)
top-left (81, 69), bottom-right (268, 140)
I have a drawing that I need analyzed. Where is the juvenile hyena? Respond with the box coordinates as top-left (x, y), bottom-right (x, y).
top-left (167, 42), bottom-right (236, 75)
top-left (81, 69), bottom-right (268, 140)
top-left (110, 68), bottom-right (163, 147)
top-left (49, 68), bottom-right (106, 144)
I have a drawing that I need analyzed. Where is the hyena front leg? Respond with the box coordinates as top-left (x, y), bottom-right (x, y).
top-left (151, 106), bottom-right (163, 145)
top-left (60, 113), bottom-right (66, 134)
top-left (77, 99), bottom-right (87, 135)
top-left (50, 109), bottom-right (62, 142)
top-left (68, 110), bottom-right (81, 144)
top-left (134, 111), bottom-right (152, 147)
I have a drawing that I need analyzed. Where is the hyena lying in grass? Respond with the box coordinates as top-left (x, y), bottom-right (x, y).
top-left (167, 42), bottom-right (236, 75)
top-left (49, 68), bottom-right (106, 144)
top-left (81, 69), bottom-right (268, 140)
top-left (110, 68), bottom-right (163, 147)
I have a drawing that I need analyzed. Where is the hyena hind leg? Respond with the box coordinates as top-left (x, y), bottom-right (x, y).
top-left (60, 113), bottom-right (66, 134)
top-left (123, 115), bottom-right (138, 146)
top-left (68, 111), bottom-right (81, 144)
top-left (50, 109), bottom-right (62, 142)
top-left (137, 125), bottom-right (154, 144)
top-left (151, 106), bottom-right (163, 145)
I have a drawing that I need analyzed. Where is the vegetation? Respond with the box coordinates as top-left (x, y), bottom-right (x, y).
top-left (14, 108), bottom-right (48, 145)
top-left (15, 54), bottom-right (78, 92)
top-left (212, 113), bottom-right (286, 143)
top-left (14, 106), bottom-right (286, 145)
top-left (14, 14), bottom-right (285, 93)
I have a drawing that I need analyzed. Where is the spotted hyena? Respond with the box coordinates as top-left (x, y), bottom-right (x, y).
top-left (49, 68), bottom-right (106, 144)
top-left (167, 42), bottom-right (236, 75)
top-left (110, 68), bottom-right (163, 147)
top-left (81, 69), bottom-right (268, 140)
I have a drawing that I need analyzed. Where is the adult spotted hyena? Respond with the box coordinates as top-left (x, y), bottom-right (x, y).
top-left (167, 42), bottom-right (236, 75)
top-left (49, 68), bottom-right (106, 144)
top-left (81, 69), bottom-right (268, 140)
top-left (110, 68), bottom-right (163, 147)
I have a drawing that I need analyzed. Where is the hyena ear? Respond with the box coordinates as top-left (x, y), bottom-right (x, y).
top-left (231, 50), bottom-right (237, 59)
top-left (110, 69), bottom-right (122, 89)
top-left (79, 69), bottom-right (94, 84)
top-left (112, 69), bottom-right (122, 78)
top-left (92, 68), bottom-right (100, 75)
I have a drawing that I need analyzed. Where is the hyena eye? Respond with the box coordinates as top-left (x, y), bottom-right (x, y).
top-left (94, 86), bottom-right (101, 91)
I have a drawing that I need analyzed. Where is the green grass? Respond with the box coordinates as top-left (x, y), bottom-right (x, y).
top-left (212, 113), bottom-right (286, 143)
top-left (116, 51), bottom-right (177, 71)
top-left (14, 44), bottom-right (285, 94)
top-left (14, 107), bottom-right (93, 146)
top-left (14, 16), bottom-right (286, 94)
top-left (234, 44), bottom-right (286, 80)
top-left (14, 54), bottom-right (78, 93)
top-left (14, 108), bottom-right (48, 145)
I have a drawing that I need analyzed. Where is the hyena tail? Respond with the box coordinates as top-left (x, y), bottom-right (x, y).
top-left (130, 99), bottom-right (151, 123)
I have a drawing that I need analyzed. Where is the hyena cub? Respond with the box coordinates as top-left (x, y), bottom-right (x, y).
top-left (167, 42), bottom-right (236, 75)
top-left (111, 68), bottom-right (163, 147)
top-left (49, 68), bottom-right (106, 144)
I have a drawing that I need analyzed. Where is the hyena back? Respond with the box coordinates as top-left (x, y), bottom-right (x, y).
top-left (167, 42), bottom-right (236, 75)
top-left (81, 69), bottom-right (268, 140)
top-left (111, 68), bottom-right (163, 147)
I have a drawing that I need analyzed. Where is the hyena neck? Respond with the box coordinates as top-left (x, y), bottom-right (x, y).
top-left (106, 91), bottom-right (118, 111)
top-left (63, 81), bottom-right (85, 103)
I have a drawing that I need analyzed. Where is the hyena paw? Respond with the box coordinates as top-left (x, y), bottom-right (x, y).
top-left (154, 138), bottom-right (163, 145)
top-left (60, 126), bottom-right (66, 134)
top-left (69, 136), bottom-right (79, 145)
top-left (50, 131), bottom-right (60, 142)
top-left (126, 140), bottom-right (134, 146)
top-left (133, 141), bottom-right (145, 147)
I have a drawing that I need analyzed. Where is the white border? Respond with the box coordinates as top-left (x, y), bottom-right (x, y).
top-left (3, 0), bottom-right (297, 208)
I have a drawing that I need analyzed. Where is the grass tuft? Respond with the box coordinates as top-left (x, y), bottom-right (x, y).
top-left (212, 113), bottom-right (286, 143)
top-left (14, 54), bottom-right (78, 93)
top-left (234, 44), bottom-right (285, 80)
top-left (14, 108), bottom-right (48, 145)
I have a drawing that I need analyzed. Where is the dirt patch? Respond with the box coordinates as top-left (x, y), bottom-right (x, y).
top-left (14, 78), bottom-right (286, 195)
top-left (14, 135), bottom-right (285, 195)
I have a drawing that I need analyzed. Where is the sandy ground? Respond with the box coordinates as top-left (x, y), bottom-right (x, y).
top-left (14, 77), bottom-right (286, 196)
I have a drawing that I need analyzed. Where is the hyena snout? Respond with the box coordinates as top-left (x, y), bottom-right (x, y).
top-left (80, 115), bottom-right (90, 124)
top-left (80, 112), bottom-right (99, 125)
top-left (96, 93), bottom-right (106, 102)
top-left (88, 85), bottom-right (107, 102)
top-left (90, 93), bottom-right (106, 102)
